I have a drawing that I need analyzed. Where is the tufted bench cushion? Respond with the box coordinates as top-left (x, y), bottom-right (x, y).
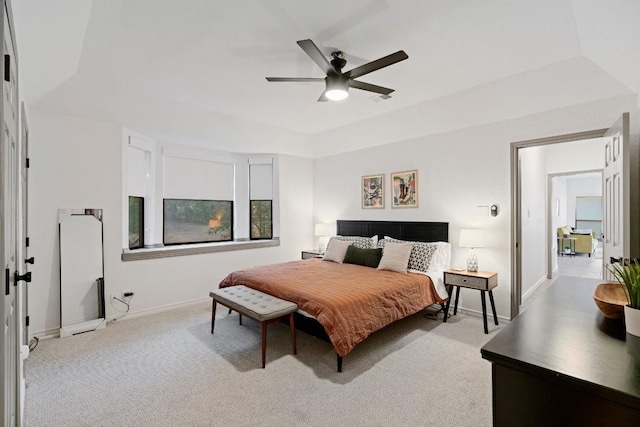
top-left (210, 286), bottom-right (298, 321)
top-left (209, 285), bottom-right (298, 368)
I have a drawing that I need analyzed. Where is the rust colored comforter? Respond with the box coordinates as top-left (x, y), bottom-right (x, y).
top-left (218, 258), bottom-right (444, 356)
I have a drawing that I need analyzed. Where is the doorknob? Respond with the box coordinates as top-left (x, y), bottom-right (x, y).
top-left (14, 271), bottom-right (31, 284)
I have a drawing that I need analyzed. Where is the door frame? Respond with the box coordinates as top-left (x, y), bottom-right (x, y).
top-left (545, 169), bottom-right (603, 280)
top-left (510, 128), bottom-right (607, 319)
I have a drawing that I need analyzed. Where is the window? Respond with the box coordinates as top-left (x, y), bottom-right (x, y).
top-left (250, 200), bottom-right (272, 239)
top-left (124, 132), bottom-right (155, 248)
top-left (128, 196), bottom-right (144, 249)
top-left (249, 159), bottom-right (273, 240)
top-left (123, 130), bottom-right (280, 256)
top-left (163, 199), bottom-right (233, 245)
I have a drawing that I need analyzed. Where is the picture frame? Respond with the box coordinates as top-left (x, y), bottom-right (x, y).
top-left (362, 174), bottom-right (384, 209)
top-left (391, 170), bottom-right (418, 208)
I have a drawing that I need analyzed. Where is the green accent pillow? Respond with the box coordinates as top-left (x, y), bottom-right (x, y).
top-left (343, 246), bottom-right (383, 268)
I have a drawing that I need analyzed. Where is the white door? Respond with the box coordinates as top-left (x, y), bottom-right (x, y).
top-left (602, 113), bottom-right (630, 280)
top-left (1, 4), bottom-right (19, 425)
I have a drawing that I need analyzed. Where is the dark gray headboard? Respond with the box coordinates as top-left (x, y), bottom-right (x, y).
top-left (336, 220), bottom-right (448, 243)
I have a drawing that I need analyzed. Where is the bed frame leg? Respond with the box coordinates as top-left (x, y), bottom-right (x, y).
top-left (337, 355), bottom-right (343, 373)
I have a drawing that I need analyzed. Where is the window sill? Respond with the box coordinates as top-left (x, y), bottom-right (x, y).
top-left (121, 238), bottom-right (280, 261)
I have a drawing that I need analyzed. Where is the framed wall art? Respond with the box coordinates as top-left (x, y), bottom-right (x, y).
top-left (391, 170), bottom-right (418, 208)
top-left (362, 174), bottom-right (384, 208)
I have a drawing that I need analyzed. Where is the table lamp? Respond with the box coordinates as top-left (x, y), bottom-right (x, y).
top-left (314, 223), bottom-right (334, 253)
top-left (459, 228), bottom-right (485, 272)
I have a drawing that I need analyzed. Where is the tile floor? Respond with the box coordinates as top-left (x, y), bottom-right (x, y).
top-left (521, 247), bottom-right (603, 312)
top-left (556, 252), bottom-right (603, 279)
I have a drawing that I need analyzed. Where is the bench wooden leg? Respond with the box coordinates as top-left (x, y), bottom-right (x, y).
top-left (261, 321), bottom-right (267, 369)
top-left (239, 313), bottom-right (243, 325)
top-left (211, 300), bottom-right (217, 334)
top-left (290, 312), bottom-right (297, 355)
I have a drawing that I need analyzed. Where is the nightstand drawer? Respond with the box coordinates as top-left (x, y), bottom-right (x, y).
top-left (445, 273), bottom-right (488, 290)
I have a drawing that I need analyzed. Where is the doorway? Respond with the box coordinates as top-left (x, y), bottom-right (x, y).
top-left (548, 171), bottom-right (603, 281)
top-left (510, 129), bottom-right (608, 319)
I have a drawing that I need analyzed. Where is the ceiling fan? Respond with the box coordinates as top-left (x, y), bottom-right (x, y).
top-left (266, 39), bottom-right (408, 102)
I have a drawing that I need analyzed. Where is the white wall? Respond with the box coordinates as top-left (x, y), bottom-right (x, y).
top-left (314, 125), bottom-right (509, 318)
top-left (519, 146), bottom-right (547, 297)
top-left (28, 109), bottom-right (313, 336)
top-left (545, 138), bottom-right (605, 175)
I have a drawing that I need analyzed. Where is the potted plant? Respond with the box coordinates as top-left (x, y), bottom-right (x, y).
top-left (609, 260), bottom-right (640, 336)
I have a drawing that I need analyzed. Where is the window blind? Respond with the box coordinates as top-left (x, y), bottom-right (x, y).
top-left (127, 146), bottom-right (147, 197)
top-left (163, 155), bottom-right (234, 200)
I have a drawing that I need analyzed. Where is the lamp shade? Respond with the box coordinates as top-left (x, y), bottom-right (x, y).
top-left (459, 229), bottom-right (485, 248)
top-left (314, 223), bottom-right (333, 236)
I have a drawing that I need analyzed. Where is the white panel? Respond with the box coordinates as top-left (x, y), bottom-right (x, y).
top-left (164, 156), bottom-right (234, 200)
top-left (250, 163), bottom-right (272, 200)
top-left (127, 146), bottom-right (146, 197)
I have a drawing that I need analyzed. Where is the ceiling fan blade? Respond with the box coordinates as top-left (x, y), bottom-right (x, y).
top-left (297, 39), bottom-right (338, 76)
top-left (345, 50), bottom-right (408, 79)
top-left (349, 80), bottom-right (394, 95)
top-left (317, 91), bottom-right (329, 102)
top-left (266, 77), bottom-right (325, 82)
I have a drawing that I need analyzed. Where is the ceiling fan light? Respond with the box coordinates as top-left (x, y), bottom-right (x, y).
top-left (326, 89), bottom-right (349, 101)
top-left (325, 75), bottom-right (349, 101)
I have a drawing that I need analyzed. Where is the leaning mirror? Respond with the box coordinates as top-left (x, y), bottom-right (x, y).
top-left (59, 208), bottom-right (105, 337)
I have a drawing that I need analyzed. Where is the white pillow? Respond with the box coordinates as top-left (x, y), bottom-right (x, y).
top-left (428, 242), bottom-right (452, 271)
top-left (322, 239), bottom-right (353, 263)
top-left (377, 241), bottom-right (413, 273)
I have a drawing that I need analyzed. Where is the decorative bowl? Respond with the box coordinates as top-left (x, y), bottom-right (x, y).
top-left (593, 283), bottom-right (628, 320)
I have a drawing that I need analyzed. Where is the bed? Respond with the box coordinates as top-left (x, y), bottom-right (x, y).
top-left (218, 220), bottom-right (450, 371)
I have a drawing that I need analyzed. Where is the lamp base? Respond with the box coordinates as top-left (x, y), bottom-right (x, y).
top-left (467, 250), bottom-right (478, 272)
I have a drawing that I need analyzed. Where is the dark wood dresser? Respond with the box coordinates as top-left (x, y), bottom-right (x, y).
top-left (481, 276), bottom-right (640, 426)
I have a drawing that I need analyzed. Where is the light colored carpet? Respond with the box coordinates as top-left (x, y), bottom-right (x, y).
top-left (24, 302), bottom-right (501, 426)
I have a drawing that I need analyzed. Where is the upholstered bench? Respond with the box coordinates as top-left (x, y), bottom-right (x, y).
top-left (209, 285), bottom-right (298, 368)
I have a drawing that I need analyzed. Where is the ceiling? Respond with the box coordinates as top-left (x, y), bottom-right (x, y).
top-left (12, 0), bottom-right (640, 157)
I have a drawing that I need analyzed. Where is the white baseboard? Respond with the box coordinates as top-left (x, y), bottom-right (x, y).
top-left (29, 297), bottom-right (211, 341)
top-left (521, 274), bottom-right (549, 301)
top-left (455, 307), bottom-right (511, 323)
top-left (107, 297), bottom-right (210, 324)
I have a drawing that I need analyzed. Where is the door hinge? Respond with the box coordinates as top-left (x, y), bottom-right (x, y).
top-left (5, 269), bottom-right (9, 295)
top-left (4, 54), bottom-right (9, 82)
top-left (26, 237), bottom-right (30, 247)
top-left (25, 316), bottom-right (29, 327)
top-left (26, 157), bottom-right (30, 168)
top-left (14, 271), bottom-right (32, 285)
top-left (25, 257), bottom-right (35, 264)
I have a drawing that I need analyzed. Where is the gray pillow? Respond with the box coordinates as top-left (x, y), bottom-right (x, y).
top-left (383, 236), bottom-right (438, 273)
top-left (322, 239), bottom-right (353, 263)
top-left (377, 241), bottom-right (413, 273)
